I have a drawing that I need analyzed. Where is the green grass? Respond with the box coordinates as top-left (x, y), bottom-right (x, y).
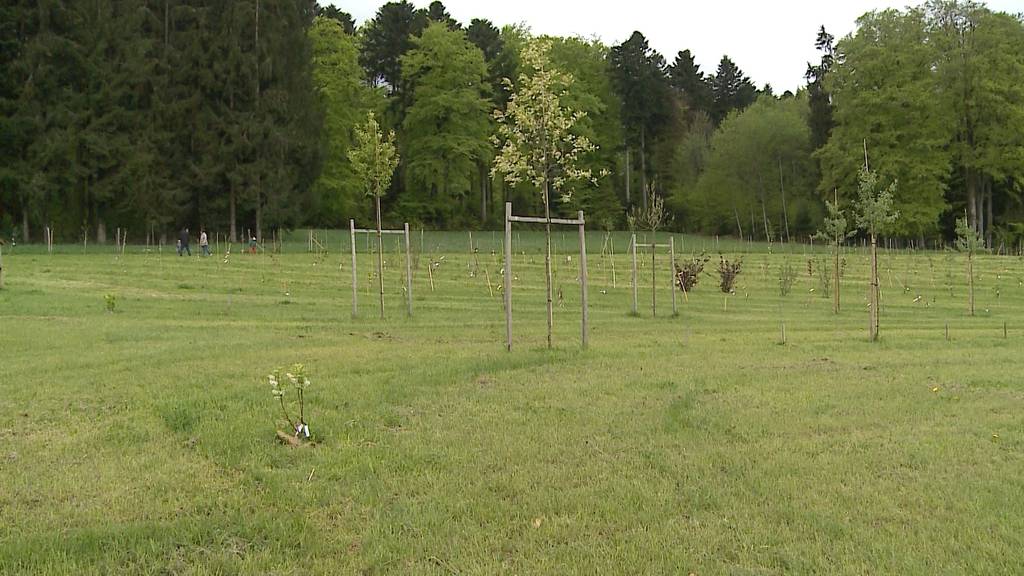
top-left (1, 233), bottom-right (1023, 574)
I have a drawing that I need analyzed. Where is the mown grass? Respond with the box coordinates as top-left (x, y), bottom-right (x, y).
top-left (1, 232), bottom-right (1022, 574)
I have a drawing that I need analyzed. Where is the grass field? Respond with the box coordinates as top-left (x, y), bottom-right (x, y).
top-left (1, 231), bottom-right (1023, 574)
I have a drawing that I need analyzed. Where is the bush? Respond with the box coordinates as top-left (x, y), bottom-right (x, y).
top-left (717, 256), bottom-right (743, 294)
top-left (674, 253), bottom-right (710, 292)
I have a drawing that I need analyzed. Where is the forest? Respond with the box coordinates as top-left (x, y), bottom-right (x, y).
top-left (1, 0), bottom-right (1022, 246)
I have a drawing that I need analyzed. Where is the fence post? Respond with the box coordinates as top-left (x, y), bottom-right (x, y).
top-left (631, 233), bottom-right (638, 316)
top-left (350, 219), bottom-right (358, 319)
top-left (404, 222), bottom-right (413, 317)
top-left (578, 210), bottom-right (588, 349)
top-left (504, 202), bottom-right (513, 352)
top-left (670, 236), bottom-right (677, 316)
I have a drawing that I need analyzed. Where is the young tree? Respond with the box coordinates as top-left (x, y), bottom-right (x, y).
top-left (350, 112), bottom-right (400, 319)
top-left (492, 39), bottom-right (597, 349)
top-left (814, 191), bottom-right (854, 313)
top-left (629, 190), bottom-right (670, 316)
top-left (955, 214), bottom-right (983, 316)
top-left (854, 162), bottom-right (899, 341)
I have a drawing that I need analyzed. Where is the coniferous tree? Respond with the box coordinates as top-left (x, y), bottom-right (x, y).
top-left (709, 55), bottom-right (757, 125)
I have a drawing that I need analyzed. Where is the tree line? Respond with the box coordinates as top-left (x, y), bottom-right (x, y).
top-left (1, 0), bottom-right (1022, 246)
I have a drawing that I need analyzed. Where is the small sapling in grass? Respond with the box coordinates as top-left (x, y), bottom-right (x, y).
top-left (269, 364), bottom-right (313, 445)
top-left (717, 256), bottom-right (743, 294)
top-left (778, 261), bottom-right (797, 297)
top-left (104, 293), bottom-right (117, 313)
top-left (674, 252), bottom-right (709, 297)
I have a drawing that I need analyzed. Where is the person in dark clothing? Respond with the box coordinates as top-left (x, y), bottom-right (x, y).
top-left (178, 228), bottom-right (191, 256)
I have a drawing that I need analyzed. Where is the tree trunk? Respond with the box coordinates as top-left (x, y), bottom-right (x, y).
top-left (640, 126), bottom-right (647, 213)
top-left (624, 147), bottom-right (630, 207)
top-left (651, 232), bottom-right (656, 317)
top-left (870, 234), bottom-right (879, 341)
top-left (779, 156), bottom-right (790, 243)
top-left (985, 180), bottom-right (993, 250)
top-left (21, 206), bottom-right (29, 243)
top-left (96, 219), bottom-right (106, 245)
top-left (376, 195), bottom-right (385, 319)
top-left (733, 206), bottom-right (743, 240)
top-left (229, 184), bottom-right (237, 243)
top-left (967, 168), bottom-right (977, 233)
top-left (255, 177), bottom-right (263, 244)
top-left (544, 180), bottom-right (554, 349)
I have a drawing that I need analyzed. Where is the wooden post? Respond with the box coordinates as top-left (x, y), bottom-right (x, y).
top-left (670, 236), bottom-right (677, 316)
top-left (504, 202), bottom-right (513, 351)
top-left (350, 219), bottom-right (357, 318)
top-left (578, 210), bottom-right (588, 349)
top-left (404, 222), bottom-right (413, 316)
top-left (631, 233), bottom-right (638, 316)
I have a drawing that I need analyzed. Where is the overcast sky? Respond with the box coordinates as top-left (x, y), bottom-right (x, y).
top-left (332, 0), bottom-right (1023, 92)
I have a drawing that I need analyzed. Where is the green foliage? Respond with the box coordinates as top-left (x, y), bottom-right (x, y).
top-left (309, 17), bottom-right (381, 226)
top-left (955, 215), bottom-right (983, 254)
top-left (814, 198), bottom-right (854, 245)
top-left (690, 97), bottom-right (816, 236)
top-left (104, 293), bottom-right (116, 313)
top-left (268, 363), bottom-right (311, 437)
top-left (491, 39), bottom-right (597, 205)
top-left (710, 56), bottom-right (757, 125)
top-left (400, 22), bottom-right (493, 226)
top-left (349, 112), bottom-right (400, 200)
top-left (854, 167), bottom-right (900, 238)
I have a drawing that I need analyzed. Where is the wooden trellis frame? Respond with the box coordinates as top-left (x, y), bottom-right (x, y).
top-left (629, 234), bottom-right (679, 317)
top-left (349, 219), bottom-right (413, 318)
top-left (503, 202), bottom-right (589, 351)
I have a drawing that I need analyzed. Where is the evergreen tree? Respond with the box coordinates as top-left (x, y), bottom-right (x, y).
top-left (668, 49), bottom-right (713, 117)
top-left (359, 1), bottom-right (426, 91)
top-left (805, 26), bottom-right (835, 150)
top-left (709, 55), bottom-right (757, 125)
top-left (609, 31), bottom-right (669, 212)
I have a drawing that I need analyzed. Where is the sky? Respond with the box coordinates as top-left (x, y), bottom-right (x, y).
top-left (331, 0), bottom-right (1023, 92)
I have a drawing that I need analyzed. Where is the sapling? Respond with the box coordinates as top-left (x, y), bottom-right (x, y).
top-left (814, 191), bottom-right (855, 314)
top-left (853, 165), bottom-right (899, 341)
top-left (349, 112), bottom-right (399, 320)
top-left (629, 189), bottom-right (671, 316)
top-left (269, 363), bottom-right (311, 442)
top-left (778, 261), bottom-right (797, 297)
top-left (491, 39), bottom-right (600, 348)
top-left (717, 256), bottom-right (743, 294)
top-left (104, 293), bottom-right (117, 313)
top-left (674, 252), bottom-right (709, 300)
top-left (955, 214), bottom-right (983, 316)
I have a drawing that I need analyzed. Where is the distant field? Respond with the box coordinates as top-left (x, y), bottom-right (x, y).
top-left (1, 232), bottom-right (1022, 574)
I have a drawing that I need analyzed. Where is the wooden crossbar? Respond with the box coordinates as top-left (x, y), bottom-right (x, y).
top-left (353, 229), bottom-right (405, 235)
top-left (508, 215), bottom-right (584, 226)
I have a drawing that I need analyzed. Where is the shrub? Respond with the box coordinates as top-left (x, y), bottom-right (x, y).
top-left (717, 256), bottom-right (743, 294)
top-left (104, 294), bottom-right (117, 313)
top-left (675, 253), bottom-right (710, 293)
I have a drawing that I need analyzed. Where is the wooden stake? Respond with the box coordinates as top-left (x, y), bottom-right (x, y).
top-left (579, 210), bottom-right (589, 349)
top-left (350, 219), bottom-right (357, 318)
top-left (631, 233), bottom-right (638, 316)
top-left (670, 236), bottom-right (677, 316)
top-left (427, 258), bottom-right (435, 292)
top-left (404, 222), bottom-right (413, 316)
top-left (781, 322), bottom-right (786, 345)
top-left (504, 202), bottom-right (513, 351)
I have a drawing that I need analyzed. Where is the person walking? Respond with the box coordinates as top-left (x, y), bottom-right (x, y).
top-left (178, 228), bottom-right (191, 257)
top-left (200, 230), bottom-right (210, 256)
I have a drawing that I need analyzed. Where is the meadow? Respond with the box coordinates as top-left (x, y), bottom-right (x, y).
top-left (1, 230), bottom-right (1022, 574)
